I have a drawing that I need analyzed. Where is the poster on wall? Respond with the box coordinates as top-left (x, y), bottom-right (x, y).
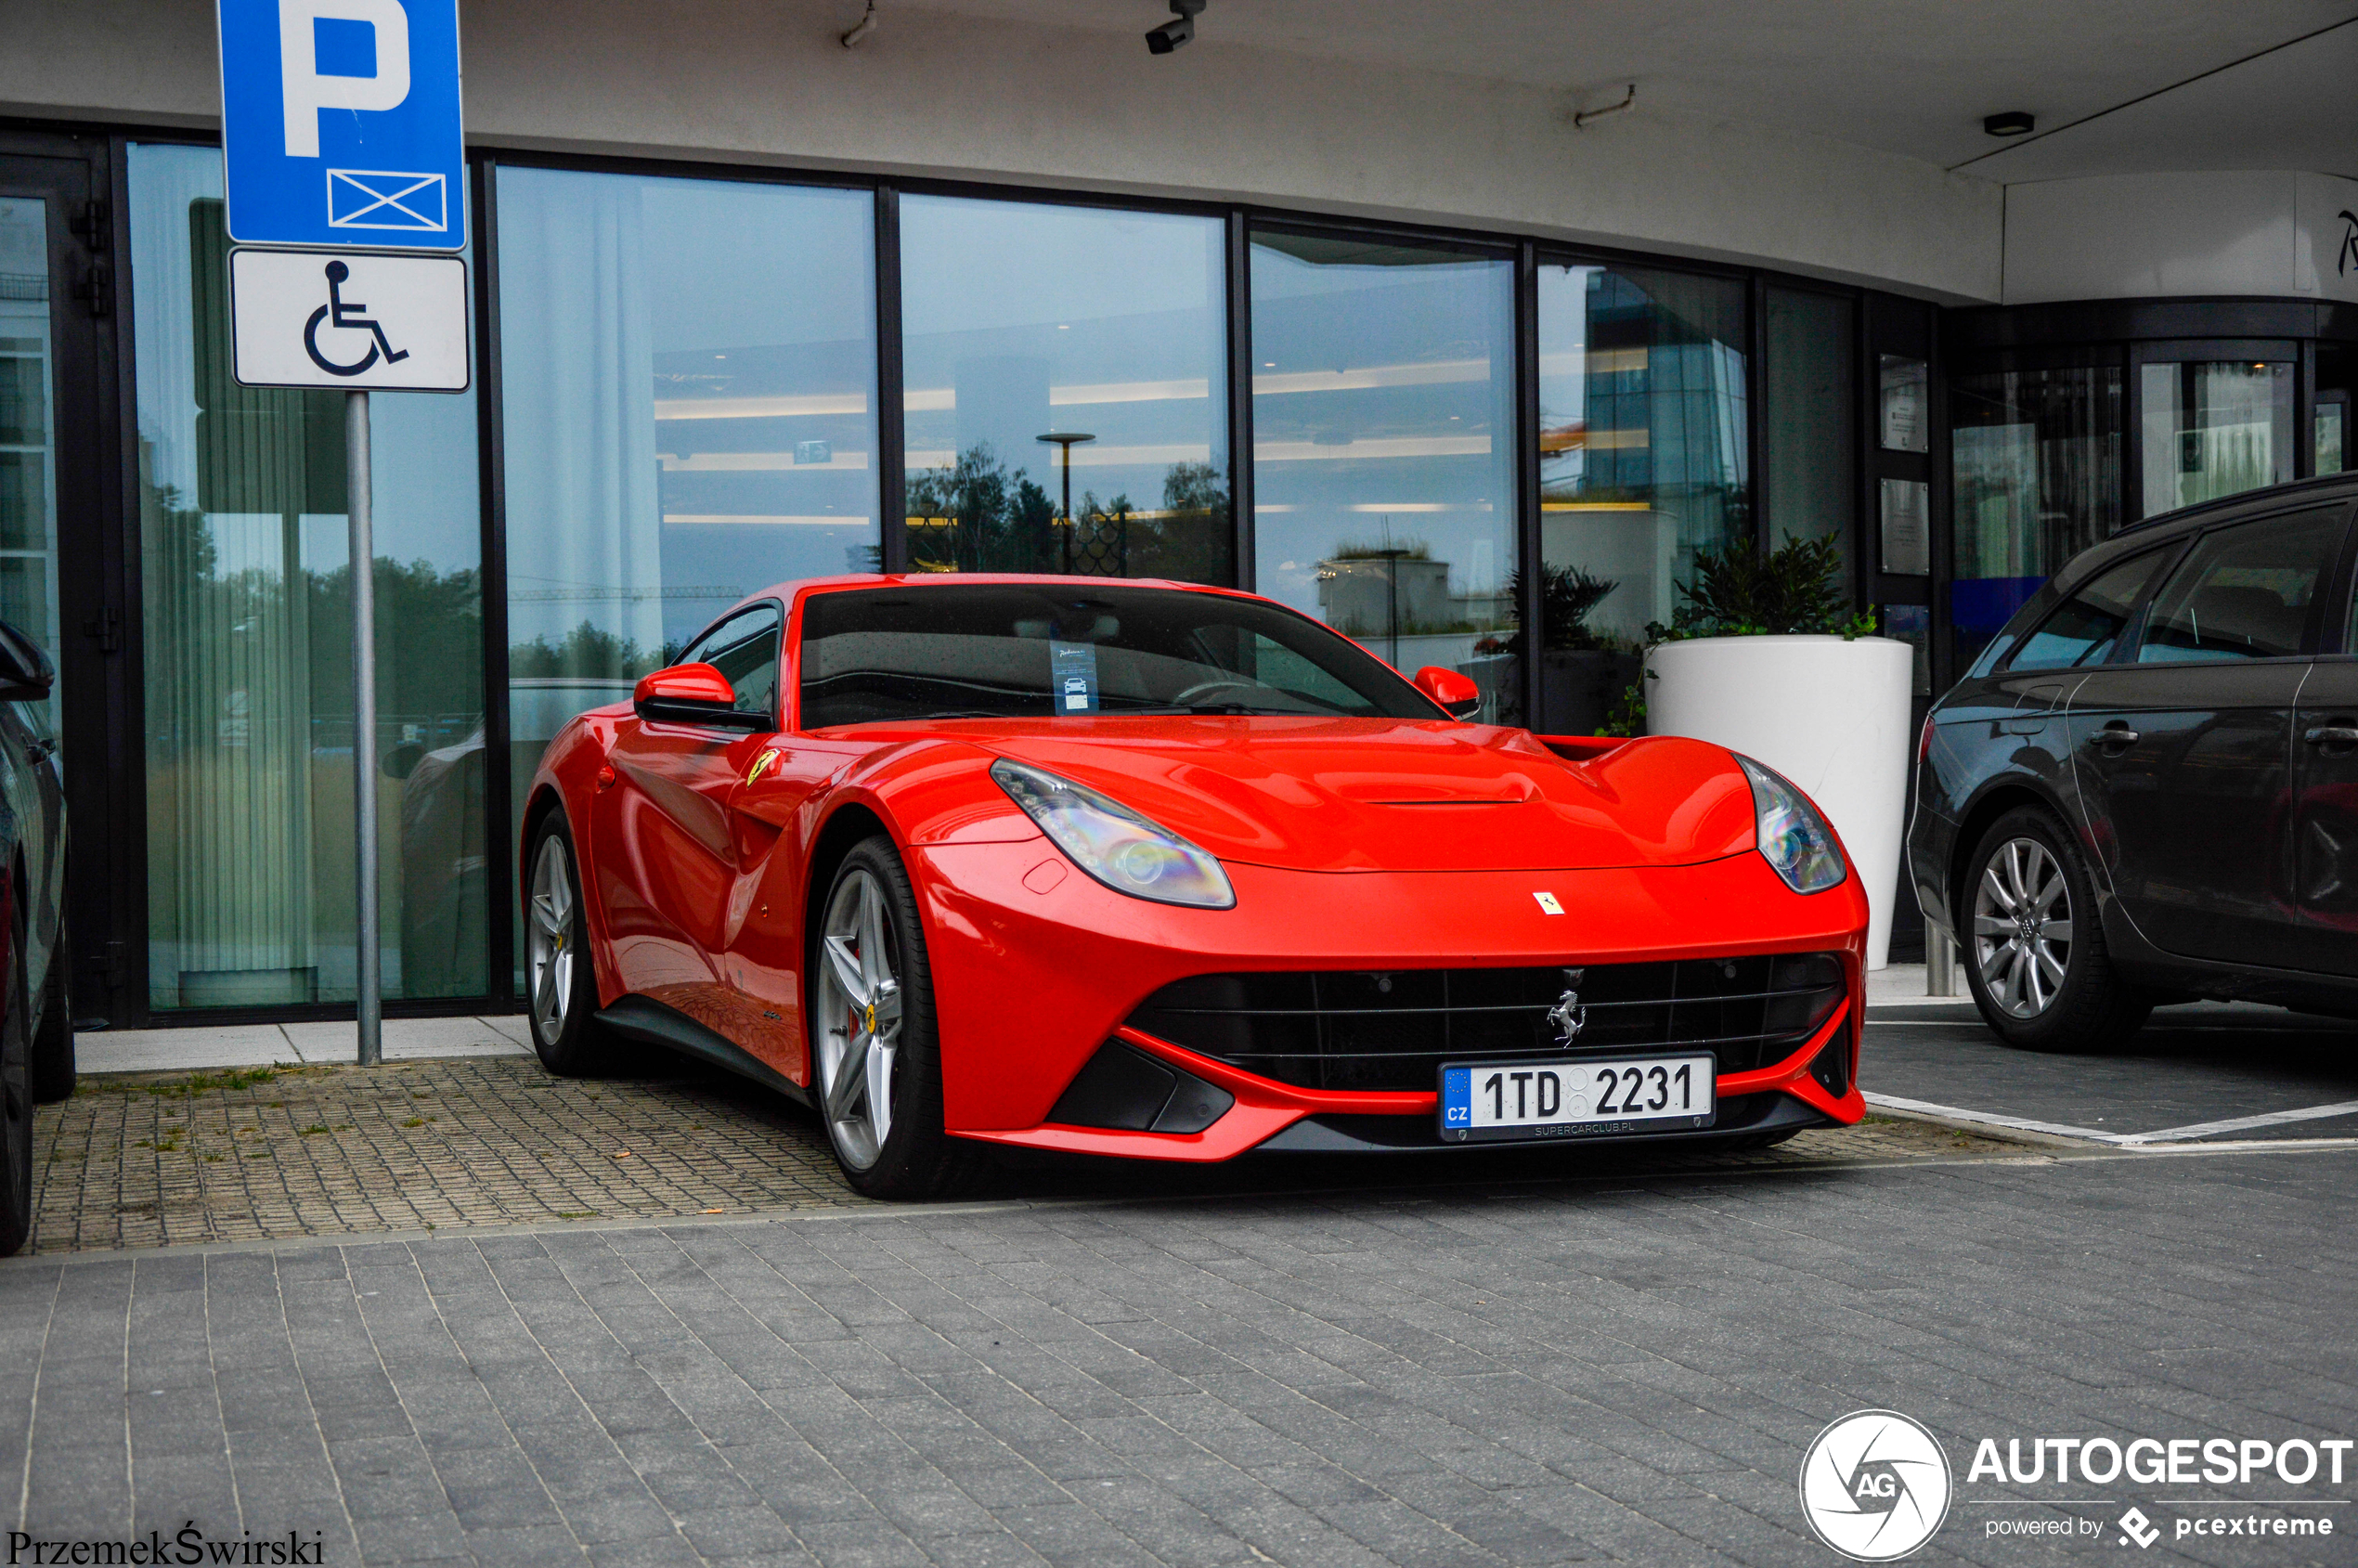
top-left (1879, 356), bottom-right (1928, 452)
top-left (1880, 477), bottom-right (1931, 575)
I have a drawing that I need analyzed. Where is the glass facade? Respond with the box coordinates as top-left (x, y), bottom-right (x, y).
top-left (1533, 264), bottom-right (1748, 731)
top-left (129, 142), bottom-right (487, 1009)
top-left (89, 148), bottom-right (1884, 1020)
top-left (1250, 233), bottom-right (1520, 722)
top-left (496, 166), bottom-right (879, 902)
top-left (900, 197), bottom-right (1228, 582)
top-left (1765, 287), bottom-right (1855, 559)
top-left (1950, 366), bottom-right (2122, 669)
top-left (2137, 359), bottom-right (2293, 519)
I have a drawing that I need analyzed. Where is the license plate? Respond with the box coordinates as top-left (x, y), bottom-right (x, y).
top-left (1439, 1055), bottom-right (1717, 1143)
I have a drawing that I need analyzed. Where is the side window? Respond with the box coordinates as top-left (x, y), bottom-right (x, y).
top-left (2135, 511), bottom-right (2344, 664)
top-left (2006, 552), bottom-right (2170, 671)
top-left (680, 603), bottom-right (784, 721)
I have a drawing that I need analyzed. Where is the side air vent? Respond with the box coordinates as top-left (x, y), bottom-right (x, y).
top-left (1048, 1040), bottom-right (1235, 1134)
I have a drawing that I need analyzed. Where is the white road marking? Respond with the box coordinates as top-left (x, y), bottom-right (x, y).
top-left (1865, 1092), bottom-right (2137, 1145)
top-left (2118, 1099), bottom-right (2358, 1144)
top-left (1867, 1091), bottom-right (2358, 1147)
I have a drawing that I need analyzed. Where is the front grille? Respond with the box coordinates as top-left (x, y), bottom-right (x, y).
top-left (1126, 953), bottom-right (1846, 1093)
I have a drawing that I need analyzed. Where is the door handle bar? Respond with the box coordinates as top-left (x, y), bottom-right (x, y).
top-left (2094, 725), bottom-right (2140, 748)
top-left (2304, 722), bottom-right (2358, 747)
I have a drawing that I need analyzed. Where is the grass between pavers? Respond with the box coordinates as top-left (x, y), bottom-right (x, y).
top-left (27, 1058), bottom-right (2042, 1256)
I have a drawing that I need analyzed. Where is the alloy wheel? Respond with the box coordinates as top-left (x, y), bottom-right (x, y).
top-left (1972, 836), bottom-right (2074, 1018)
top-left (813, 867), bottom-right (903, 1171)
top-left (526, 835), bottom-right (576, 1046)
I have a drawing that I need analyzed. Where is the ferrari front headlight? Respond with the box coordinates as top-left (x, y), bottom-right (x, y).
top-left (991, 758), bottom-right (1236, 909)
top-left (1736, 756), bottom-right (1846, 895)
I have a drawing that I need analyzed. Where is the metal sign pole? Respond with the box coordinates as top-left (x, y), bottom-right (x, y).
top-left (348, 390), bottom-right (381, 1067)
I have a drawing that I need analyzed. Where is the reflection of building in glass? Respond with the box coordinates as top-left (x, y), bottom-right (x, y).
top-left (899, 196), bottom-right (1231, 584)
top-left (1950, 366), bottom-right (2121, 666)
top-left (1538, 266), bottom-right (1748, 649)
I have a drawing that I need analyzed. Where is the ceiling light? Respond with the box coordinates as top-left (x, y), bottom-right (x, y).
top-left (1983, 111), bottom-right (2034, 137)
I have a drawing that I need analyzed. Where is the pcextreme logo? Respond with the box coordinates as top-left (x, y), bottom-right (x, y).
top-left (1799, 1410), bottom-right (1954, 1562)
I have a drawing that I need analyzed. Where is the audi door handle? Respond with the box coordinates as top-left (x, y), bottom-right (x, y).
top-left (2095, 724), bottom-right (2140, 749)
top-left (2305, 722), bottom-right (2358, 748)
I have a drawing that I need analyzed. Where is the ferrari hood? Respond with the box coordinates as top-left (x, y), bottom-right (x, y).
top-left (957, 719), bottom-right (1757, 874)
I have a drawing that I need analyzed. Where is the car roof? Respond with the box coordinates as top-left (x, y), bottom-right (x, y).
top-left (2115, 472), bottom-right (2358, 541)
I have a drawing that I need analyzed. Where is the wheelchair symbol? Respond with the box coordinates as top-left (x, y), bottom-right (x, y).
top-left (304, 260), bottom-right (411, 377)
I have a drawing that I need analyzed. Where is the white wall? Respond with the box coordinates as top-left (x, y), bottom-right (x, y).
top-left (0, 0), bottom-right (2003, 303)
top-left (2003, 171), bottom-right (2358, 305)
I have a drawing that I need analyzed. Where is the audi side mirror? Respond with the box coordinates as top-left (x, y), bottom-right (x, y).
top-left (1414, 666), bottom-right (1483, 720)
top-left (632, 663), bottom-right (769, 732)
top-left (0, 621), bottom-right (54, 704)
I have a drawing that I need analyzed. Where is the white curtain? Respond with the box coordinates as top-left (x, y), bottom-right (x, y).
top-left (497, 170), bottom-right (664, 670)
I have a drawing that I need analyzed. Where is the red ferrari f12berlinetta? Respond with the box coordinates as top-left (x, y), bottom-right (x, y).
top-left (523, 576), bottom-right (1867, 1197)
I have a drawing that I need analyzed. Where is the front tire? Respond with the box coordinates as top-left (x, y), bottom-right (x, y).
top-left (525, 810), bottom-right (612, 1076)
top-left (1963, 806), bottom-right (2151, 1052)
top-left (0, 900), bottom-right (33, 1256)
top-left (809, 836), bottom-right (978, 1200)
top-left (30, 940), bottom-right (71, 1105)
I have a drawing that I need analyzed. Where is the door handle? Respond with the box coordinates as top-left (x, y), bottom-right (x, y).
top-left (2094, 722), bottom-right (2140, 749)
top-left (2305, 721), bottom-right (2358, 748)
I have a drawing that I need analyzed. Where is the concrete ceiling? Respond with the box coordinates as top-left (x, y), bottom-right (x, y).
top-left (896, 1), bottom-right (2358, 181)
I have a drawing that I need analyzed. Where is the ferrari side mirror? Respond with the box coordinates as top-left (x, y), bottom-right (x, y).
top-left (1414, 666), bottom-right (1483, 720)
top-left (633, 663), bottom-right (769, 732)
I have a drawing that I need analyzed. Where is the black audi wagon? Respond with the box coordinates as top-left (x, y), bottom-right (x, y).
top-left (1910, 473), bottom-right (2358, 1049)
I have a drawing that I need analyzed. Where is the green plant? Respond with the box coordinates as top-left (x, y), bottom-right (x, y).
top-left (1597, 680), bottom-right (1648, 738)
top-left (1646, 536), bottom-right (1876, 642)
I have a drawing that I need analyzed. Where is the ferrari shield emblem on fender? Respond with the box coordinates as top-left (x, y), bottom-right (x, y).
top-left (1547, 968), bottom-right (1587, 1046)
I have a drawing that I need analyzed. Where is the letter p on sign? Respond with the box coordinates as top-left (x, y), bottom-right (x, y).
top-left (279, 0), bottom-right (411, 157)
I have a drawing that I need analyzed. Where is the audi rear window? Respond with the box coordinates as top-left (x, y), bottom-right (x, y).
top-left (797, 584), bottom-right (1438, 728)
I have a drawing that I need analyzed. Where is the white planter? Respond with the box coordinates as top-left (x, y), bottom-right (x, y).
top-left (1645, 635), bottom-right (1914, 970)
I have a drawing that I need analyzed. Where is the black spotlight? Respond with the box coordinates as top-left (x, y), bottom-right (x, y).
top-left (1147, 0), bottom-right (1206, 55)
top-left (1983, 111), bottom-right (2035, 137)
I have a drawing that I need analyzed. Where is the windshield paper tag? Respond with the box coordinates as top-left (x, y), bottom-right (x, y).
top-left (1049, 641), bottom-right (1100, 714)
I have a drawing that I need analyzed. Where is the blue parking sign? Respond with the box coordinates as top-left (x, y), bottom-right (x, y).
top-left (218, 0), bottom-right (465, 251)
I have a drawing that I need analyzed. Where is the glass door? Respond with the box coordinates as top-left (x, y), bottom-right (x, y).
top-left (2136, 347), bottom-right (2295, 519)
top-left (0, 139), bottom-right (126, 1023)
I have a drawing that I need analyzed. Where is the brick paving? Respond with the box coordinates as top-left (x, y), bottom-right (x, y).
top-left (2, 1142), bottom-right (2352, 1567)
top-left (31, 1058), bottom-right (865, 1254)
top-left (31, 1052), bottom-right (2026, 1255)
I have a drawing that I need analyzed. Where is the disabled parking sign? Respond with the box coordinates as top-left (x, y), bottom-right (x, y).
top-left (217, 0), bottom-right (467, 251)
top-left (228, 247), bottom-right (469, 391)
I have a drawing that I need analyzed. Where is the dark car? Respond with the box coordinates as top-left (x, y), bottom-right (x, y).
top-left (0, 619), bottom-right (71, 1254)
top-left (1910, 474), bottom-right (2358, 1049)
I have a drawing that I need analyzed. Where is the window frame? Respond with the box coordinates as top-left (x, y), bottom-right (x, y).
top-left (1996, 541), bottom-right (2185, 676)
top-left (675, 597), bottom-right (786, 729)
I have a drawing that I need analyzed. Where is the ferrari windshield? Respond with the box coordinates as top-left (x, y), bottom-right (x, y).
top-left (798, 583), bottom-right (1442, 727)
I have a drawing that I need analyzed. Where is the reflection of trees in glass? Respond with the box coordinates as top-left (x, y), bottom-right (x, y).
top-left (140, 480), bottom-right (487, 1001)
top-left (905, 443), bottom-right (1057, 574)
top-left (906, 448), bottom-right (1232, 583)
top-left (1507, 564), bottom-right (1623, 653)
top-left (508, 623), bottom-right (671, 682)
